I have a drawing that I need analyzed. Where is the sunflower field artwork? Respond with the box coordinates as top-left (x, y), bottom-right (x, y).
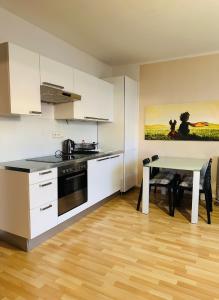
top-left (144, 101), bottom-right (219, 141)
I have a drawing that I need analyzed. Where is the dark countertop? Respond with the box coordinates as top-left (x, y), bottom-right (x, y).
top-left (0, 150), bottom-right (123, 173)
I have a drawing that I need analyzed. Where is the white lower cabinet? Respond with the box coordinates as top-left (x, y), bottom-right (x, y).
top-left (30, 200), bottom-right (57, 238)
top-left (29, 169), bottom-right (58, 238)
top-left (0, 168), bottom-right (58, 239)
top-left (88, 154), bottom-right (123, 205)
top-left (0, 155), bottom-right (124, 243)
top-left (29, 178), bottom-right (57, 209)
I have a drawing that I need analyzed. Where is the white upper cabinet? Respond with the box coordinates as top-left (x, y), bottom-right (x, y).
top-left (0, 42), bottom-right (41, 116)
top-left (55, 69), bottom-right (114, 122)
top-left (40, 56), bottom-right (74, 92)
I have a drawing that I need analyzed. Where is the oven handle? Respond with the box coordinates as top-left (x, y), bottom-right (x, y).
top-left (64, 172), bottom-right (86, 181)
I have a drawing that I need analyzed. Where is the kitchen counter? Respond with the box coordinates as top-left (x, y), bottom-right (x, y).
top-left (0, 150), bottom-right (123, 173)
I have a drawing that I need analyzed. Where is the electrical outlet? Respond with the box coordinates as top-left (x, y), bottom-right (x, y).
top-left (52, 132), bottom-right (64, 139)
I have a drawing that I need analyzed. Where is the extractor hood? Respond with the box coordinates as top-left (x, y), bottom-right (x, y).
top-left (40, 82), bottom-right (81, 104)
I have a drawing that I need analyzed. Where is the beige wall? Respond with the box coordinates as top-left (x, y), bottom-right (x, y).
top-left (139, 54), bottom-right (219, 197)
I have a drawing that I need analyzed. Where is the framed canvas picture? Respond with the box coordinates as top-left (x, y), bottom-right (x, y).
top-left (144, 101), bottom-right (219, 141)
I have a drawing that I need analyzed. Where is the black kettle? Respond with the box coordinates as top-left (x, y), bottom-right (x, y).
top-left (62, 139), bottom-right (75, 155)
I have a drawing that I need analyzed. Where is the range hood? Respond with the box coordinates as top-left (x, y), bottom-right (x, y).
top-left (40, 82), bottom-right (81, 104)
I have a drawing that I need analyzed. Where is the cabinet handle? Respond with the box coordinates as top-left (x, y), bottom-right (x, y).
top-left (29, 111), bottom-right (42, 115)
top-left (42, 82), bottom-right (64, 90)
top-left (40, 204), bottom-right (53, 211)
top-left (39, 182), bottom-right (52, 188)
top-left (110, 155), bottom-right (120, 159)
top-left (84, 117), bottom-right (109, 121)
top-left (97, 157), bottom-right (110, 162)
top-left (39, 170), bottom-right (52, 176)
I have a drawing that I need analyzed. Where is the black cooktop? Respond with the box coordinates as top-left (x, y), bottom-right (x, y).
top-left (26, 154), bottom-right (87, 163)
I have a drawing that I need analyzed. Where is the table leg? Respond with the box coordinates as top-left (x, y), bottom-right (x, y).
top-left (142, 166), bottom-right (150, 214)
top-left (191, 170), bottom-right (200, 224)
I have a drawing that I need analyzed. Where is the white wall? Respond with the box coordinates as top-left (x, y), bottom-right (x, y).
top-left (0, 104), bottom-right (98, 162)
top-left (0, 7), bottom-right (112, 162)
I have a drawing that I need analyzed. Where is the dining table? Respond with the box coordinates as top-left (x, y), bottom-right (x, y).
top-left (142, 156), bottom-right (207, 224)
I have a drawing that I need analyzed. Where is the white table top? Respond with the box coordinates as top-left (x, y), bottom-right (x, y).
top-left (145, 156), bottom-right (207, 171)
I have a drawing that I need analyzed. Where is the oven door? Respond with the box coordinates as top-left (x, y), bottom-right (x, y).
top-left (58, 170), bottom-right (87, 216)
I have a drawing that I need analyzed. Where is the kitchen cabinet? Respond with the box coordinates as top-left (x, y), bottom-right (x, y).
top-left (54, 69), bottom-right (114, 122)
top-left (87, 154), bottom-right (123, 205)
top-left (0, 168), bottom-right (58, 239)
top-left (40, 55), bottom-right (74, 92)
top-left (0, 42), bottom-right (41, 116)
top-left (98, 76), bottom-right (139, 192)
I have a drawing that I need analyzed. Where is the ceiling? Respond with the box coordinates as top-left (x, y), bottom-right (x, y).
top-left (1, 0), bottom-right (219, 65)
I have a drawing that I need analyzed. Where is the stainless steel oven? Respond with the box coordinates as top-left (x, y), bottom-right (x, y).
top-left (58, 161), bottom-right (87, 216)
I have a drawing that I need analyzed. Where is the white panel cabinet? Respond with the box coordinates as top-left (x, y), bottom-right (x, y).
top-left (40, 55), bottom-right (74, 92)
top-left (98, 76), bottom-right (139, 192)
top-left (88, 154), bottom-right (123, 205)
top-left (0, 42), bottom-right (41, 116)
top-left (54, 69), bottom-right (114, 122)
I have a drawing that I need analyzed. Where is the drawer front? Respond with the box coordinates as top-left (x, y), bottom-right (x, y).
top-left (29, 168), bottom-right (57, 184)
top-left (30, 200), bottom-right (57, 238)
top-left (29, 178), bottom-right (57, 209)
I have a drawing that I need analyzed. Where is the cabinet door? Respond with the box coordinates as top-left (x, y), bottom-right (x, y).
top-left (88, 157), bottom-right (110, 205)
top-left (108, 154), bottom-right (123, 193)
top-left (123, 149), bottom-right (138, 192)
top-left (88, 154), bottom-right (123, 205)
top-left (30, 200), bottom-right (57, 238)
top-left (29, 178), bottom-right (57, 210)
top-left (8, 43), bottom-right (41, 115)
top-left (74, 69), bottom-right (113, 121)
top-left (40, 56), bottom-right (74, 92)
top-left (96, 78), bottom-right (114, 121)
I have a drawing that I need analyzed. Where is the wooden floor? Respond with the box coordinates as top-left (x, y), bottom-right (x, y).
top-left (1, 189), bottom-right (219, 300)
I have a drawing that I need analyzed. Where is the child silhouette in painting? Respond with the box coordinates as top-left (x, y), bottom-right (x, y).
top-left (178, 112), bottom-right (208, 139)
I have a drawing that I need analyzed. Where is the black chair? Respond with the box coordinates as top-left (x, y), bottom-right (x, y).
top-left (137, 156), bottom-right (177, 216)
top-left (173, 159), bottom-right (212, 224)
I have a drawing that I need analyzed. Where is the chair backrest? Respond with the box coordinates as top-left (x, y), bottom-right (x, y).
top-left (151, 155), bottom-right (159, 161)
top-left (203, 158), bottom-right (212, 190)
top-left (151, 155), bottom-right (159, 177)
top-left (143, 158), bottom-right (150, 166)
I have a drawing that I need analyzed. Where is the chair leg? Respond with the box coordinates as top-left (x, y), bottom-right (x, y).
top-left (137, 180), bottom-right (143, 211)
top-left (168, 186), bottom-right (173, 216)
top-left (172, 185), bottom-right (178, 217)
top-left (209, 187), bottom-right (213, 212)
top-left (205, 190), bottom-right (211, 224)
top-left (177, 188), bottom-right (184, 207)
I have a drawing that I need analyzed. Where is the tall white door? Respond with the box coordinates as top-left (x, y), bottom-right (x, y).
top-left (123, 77), bottom-right (138, 191)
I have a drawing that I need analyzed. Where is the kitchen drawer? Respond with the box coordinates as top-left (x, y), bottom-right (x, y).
top-left (29, 168), bottom-right (57, 184)
top-left (30, 200), bottom-right (57, 238)
top-left (29, 178), bottom-right (57, 209)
